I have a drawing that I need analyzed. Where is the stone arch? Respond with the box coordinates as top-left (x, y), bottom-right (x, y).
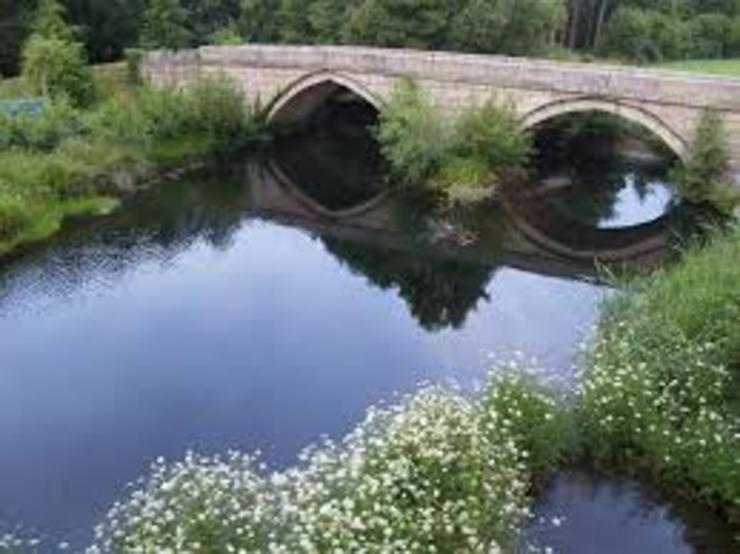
top-left (521, 97), bottom-right (689, 162)
top-left (267, 71), bottom-right (384, 127)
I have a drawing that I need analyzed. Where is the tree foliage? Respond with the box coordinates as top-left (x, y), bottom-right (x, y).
top-left (3, 0), bottom-right (740, 80)
top-left (675, 110), bottom-right (738, 214)
top-left (21, 0), bottom-right (93, 105)
top-left (140, 0), bottom-right (192, 50)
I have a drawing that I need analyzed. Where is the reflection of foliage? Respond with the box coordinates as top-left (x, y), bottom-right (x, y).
top-left (533, 111), bottom-right (677, 228)
top-left (322, 236), bottom-right (496, 332)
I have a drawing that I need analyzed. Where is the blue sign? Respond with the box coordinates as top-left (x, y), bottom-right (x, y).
top-left (0, 99), bottom-right (46, 118)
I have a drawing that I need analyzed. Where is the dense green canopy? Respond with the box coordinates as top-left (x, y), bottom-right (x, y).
top-left (2, 0), bottom-right (739, 77)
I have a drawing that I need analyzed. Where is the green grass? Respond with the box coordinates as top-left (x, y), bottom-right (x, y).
top-left (656, 59), bottom-right (740, 76)
top-left (579, 226), bottom-right (740, 522)
top-left (0, 74), bottom-right (259, 256)
top-left (1, 62), bottom-right (131, 101)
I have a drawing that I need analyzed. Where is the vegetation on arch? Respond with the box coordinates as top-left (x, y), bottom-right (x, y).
top-left (376, 78), bottom-right (531, 206)
top-left (674, 110), bottom-right (739, 216)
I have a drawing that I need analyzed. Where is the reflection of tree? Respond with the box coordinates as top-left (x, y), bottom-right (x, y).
top-left (322, 236), bottom-right (497, 332)
top-left (0, 164), bottom-right (250, 304)
top-left (533, 112), bottom-right (677, 228)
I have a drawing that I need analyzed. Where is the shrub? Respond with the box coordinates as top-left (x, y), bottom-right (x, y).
top-left (376, 78), bottom-right (454, 185)
top-left (183, 76), bottom-right (254, 146)
top-left (21, 35), bottom-right (94, 106)
top-left (0, 190), bottom-right (34, 238)
top-left (453, 100), bottom-right (531, 178)
top-left (377, 80), bottom-right (530, 204)
top-left (0, 98), bottom-right (87, 152)
top-left (579, 227), bottom-right (740, 519)
top-left (688, 13), bottom-right (735, 59)
top-left (674, 110), bottom-right (738, 214)
top-left (90, 78), bottom-right (254, 151)
top-left (432, 155), bottom-right (495, 204)
top-left (579, 317), bottom-right (740, 518)
top-left (124, 49), bottom-right (145, 86)
top-left (601, 7), bottom-right (688, 63)
top-left (90, 386), bottom-right (536, 553)
top-left (481, 374), bottom-right (576, 483)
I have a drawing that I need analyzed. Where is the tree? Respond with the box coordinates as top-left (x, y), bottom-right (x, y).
top-left (676, 110), bottom-right (736, 213)
top-left (65, 0), bottom-right (146, 63)
top-left (238, 0), bottom-right (280, 42)
top-left (21, 0), bottom-right (93, 105)
top-left (451, 0), bottom-right (565, 56)
top-left (140, 0), bottom-right (192, 50)
top-left (32, 0), bottom-right (76, 42)
top-left (182, 0), bottom-right (241, 44)
top-left (309, 0), bottom-right (353, 44)
top-left (344, 0), bottom-right (459, 49)
top-left (278, 0), bottom-right (312, 44)
top-left (0, 0), bottom-right (35, 77)
top-left (449, 0), bottom-right (508, 54)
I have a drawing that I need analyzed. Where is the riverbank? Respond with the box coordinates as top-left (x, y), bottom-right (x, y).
top-left (0, 76), bottom-right (262, 256)
top-left (68, 224), bottom-right (738, 553)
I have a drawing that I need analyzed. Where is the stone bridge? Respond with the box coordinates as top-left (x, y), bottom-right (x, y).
top-left (143, 45), bottom-right (740, 186)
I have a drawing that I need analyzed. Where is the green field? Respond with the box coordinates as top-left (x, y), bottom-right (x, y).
top-left (657, 59), bottom-right (740, 77)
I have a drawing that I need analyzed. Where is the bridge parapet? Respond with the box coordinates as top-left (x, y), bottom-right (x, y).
top-left (143, 45), bottom-right (740, 192)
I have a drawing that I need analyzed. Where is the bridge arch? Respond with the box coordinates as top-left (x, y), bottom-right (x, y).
top-left (521, 97), bottom-right (689, 162)
top-left (267, 71), bottom-right (384, 127)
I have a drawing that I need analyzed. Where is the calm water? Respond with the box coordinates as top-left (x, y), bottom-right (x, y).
top-left (0, 115), bottom-right (734, 551)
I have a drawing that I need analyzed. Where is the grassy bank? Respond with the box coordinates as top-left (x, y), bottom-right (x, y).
top-left (579, 226), bottom-right (740, 522)
top-left (657, 59), bottom-right (740, 76)
top-left (81, 375), bottom-right (569, 554)
top-left (75, 227), bottom-right (740, 553)
top-left (0, 76), bottom-right (261, 255)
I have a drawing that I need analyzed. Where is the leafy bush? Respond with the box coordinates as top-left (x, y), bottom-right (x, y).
top-left (0, 98), bottom-right (87, 152)
top-left (377, 80), bottom-right (530, 204)
top-left (674, 110), bottom-right (738, 214)
top-left (376, 78), bottom-right (454, 185)
top-left (89, 87), bottom-right (184, 145)
top-left (90, 77), bottom-right (254, 150)
top-left (601, 7), bottom-right (688, 63)
top-left (579, 227), bottom-right (740, 520)
top-left (124, 49), bottom-right (145, 86)
top-left (0, 189), bottom-right (34, 238)
top-left (453, 100), bottom-right (531, 178)
top-left (90, 385), bottom-right (541, 553)
top-left (183, 76), bottom-right (254, 145)
top-left (580, 317), bottom-right (740, 518)
top-left (21, 36), bottom-right (94, 106)
top-left (481, 374), bottom-right (576, 483)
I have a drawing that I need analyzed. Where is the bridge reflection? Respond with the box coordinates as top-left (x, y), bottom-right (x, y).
top-left (0, 141), bottom-right (692, 333)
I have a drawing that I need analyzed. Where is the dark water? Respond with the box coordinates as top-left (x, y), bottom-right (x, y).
top-left (525, 471), bottom-right (738, 554)
top-left (0, 108), bottom-right (734, 551)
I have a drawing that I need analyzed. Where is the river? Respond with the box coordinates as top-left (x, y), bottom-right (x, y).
top-left (0, 110), bottom-right (735, 552)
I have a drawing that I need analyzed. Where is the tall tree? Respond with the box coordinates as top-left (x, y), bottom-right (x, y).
top-left (451, 0), bottom-right (565, 56)
top-left (140, 0), bottom-right (192, 50)
top-left (344, 0), bottom-right (459, 49)
top-left (238, 0), bottom-right (280, 42)
top-left (21, 0), bottom-right (94, 104)
top-left (0, 0), bottom-right (35, 76)
top-left (278, 0), bottom-right (311, 44)
top-left (65, 0), bottom-right (145, 63)
top-left (181, 0), bottom-right (241, 44)
top-left (33, 0), bottom-right (77, 41)
top-left (309, 0), bottom-right (352, 44)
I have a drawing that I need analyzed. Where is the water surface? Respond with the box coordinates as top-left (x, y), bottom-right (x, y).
top-left (0, 119), bottom-right (730, 551)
